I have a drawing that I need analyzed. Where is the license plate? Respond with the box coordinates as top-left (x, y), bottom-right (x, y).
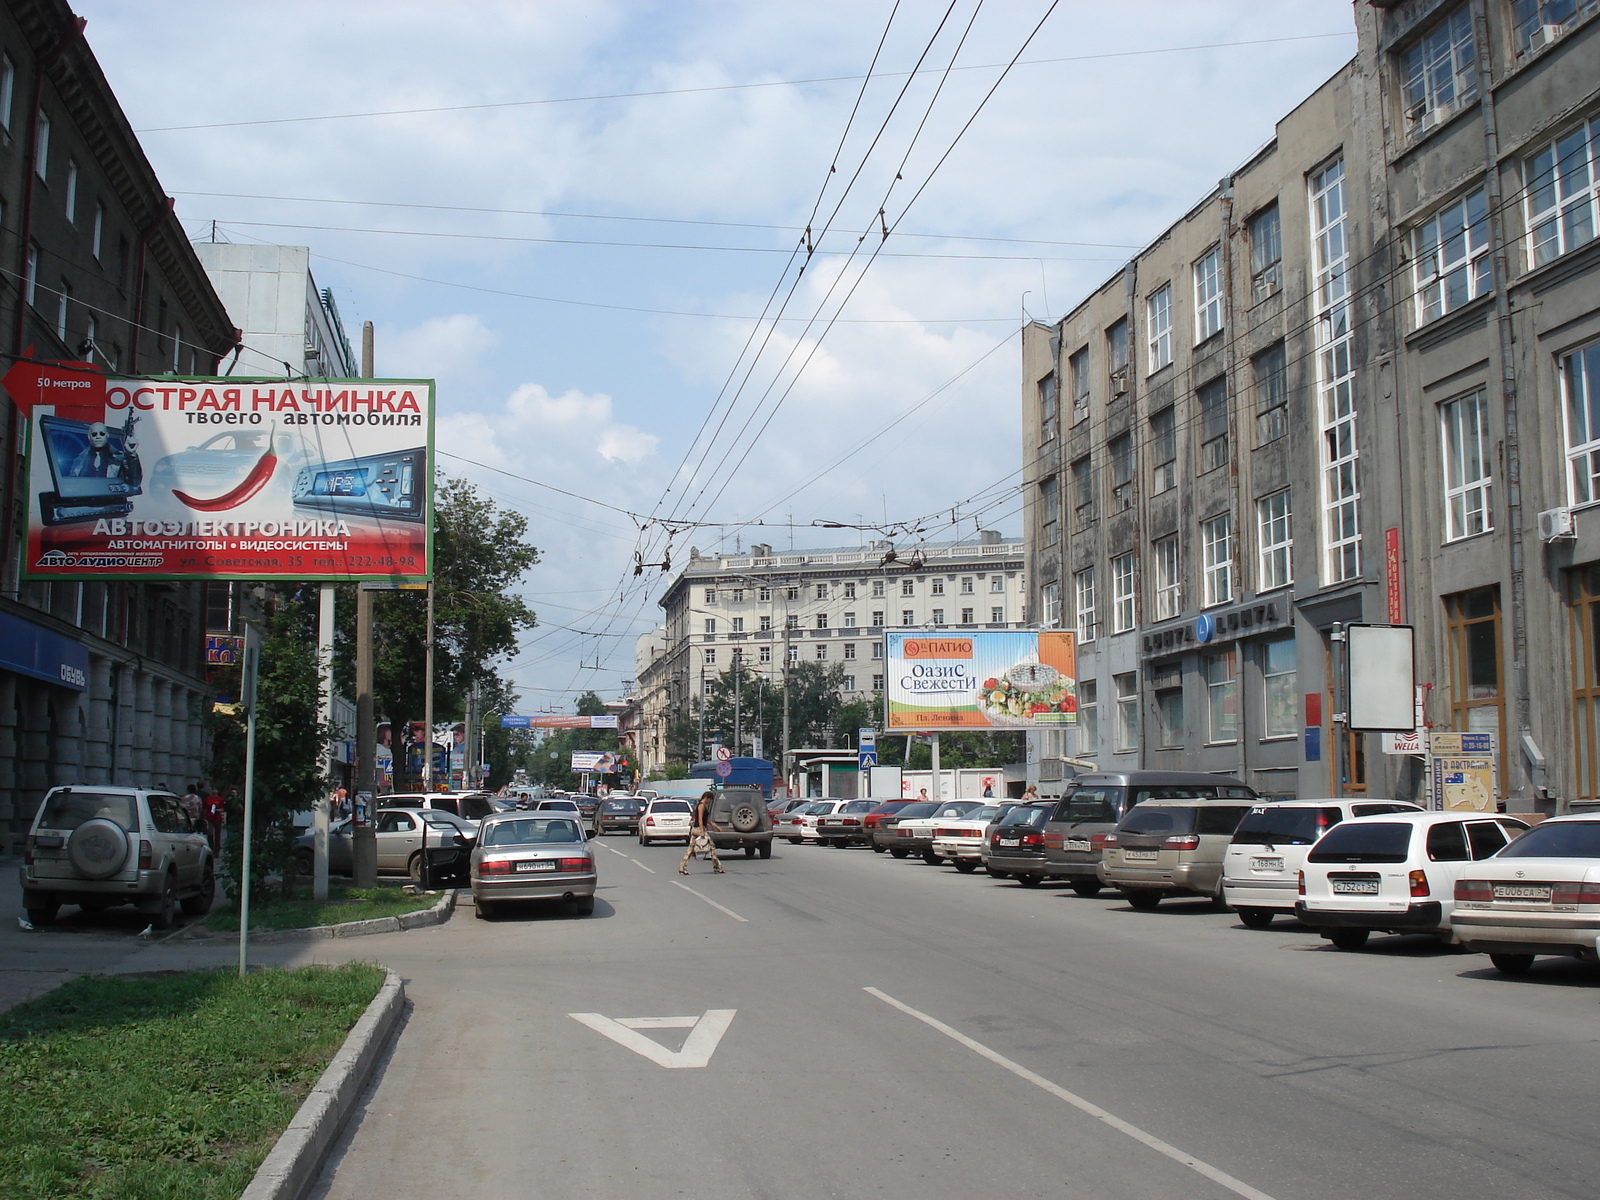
top-left (999, 838), bottom-right (1019, 847)
top-left (1064, 838), bottom-right (1091, 852)
top-left (1332, 879), bottom-right (1379, 894)
top-left (1123, 850), bottom-right (1157, 862)
top-left (1251, 857), bottom-right (1285, 871)
top-left (516, 860), bottom-right (556, 873)
top-left (1492, 884), bottom-right (1551, 901)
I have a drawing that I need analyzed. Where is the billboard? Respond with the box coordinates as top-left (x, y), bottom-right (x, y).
top-left (15, 362), bottom-right (433, 580)
top-left (571, 751), bottom-right (619, 773)
top-left (884, 630), bottom-right (1076, 731)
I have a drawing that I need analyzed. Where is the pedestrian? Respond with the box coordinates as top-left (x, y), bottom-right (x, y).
top-left (918, 787), bottom-right (929, 801)
top-left (179, 783), bottom-right (202, 825)
top-left (679, 791), bottom-right (725, 875)
top-left (1021, 784), bottom-right (1039, 803)
top-left (202, 786), bottom-right (226, 854)
top-left (982, 778), bottom-right (994, 799)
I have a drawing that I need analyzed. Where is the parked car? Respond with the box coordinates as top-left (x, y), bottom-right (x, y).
top-left (890, 802), bottom-right (987, 864)
top-left (703, 786), bottom-right (775, 858)
top-left (861, 799), bottom-right (918, 850)
top-left (779, 800), bottom-right (846, 844)
top-left (1452, 815), bottom-right (1600, 974)
top-left (769, 797), bottom-right (809, 819)
top-left (383, 791), bottom-right (508, 821)
top-left (983, 803), bottom-right (1055, 882)
top-left (931, 804), bottom-right (1007, 871)
top-left (292, 807), bottom-right (474, 883)
top-left (870, 801), bottom-right (940, 856)
top-left (639, 798), bottom-right (695, 845)
top-left (1042, 772), bottom-right (1258, 895)
top-left (472, 812), bottom-right (596, 918)
top-left (1223, 799), bottom-right (1422, 926)
top-left (593, 796), bottom-right (644, 836)
top-left (1295, 811), bottom-right (1531, 949)
top-left (20, 785), bottom-right (215, 929)
top-left (816, 799), bottom-right (878, 847)
top-left (1100, 798), bottom-right (1258, 908)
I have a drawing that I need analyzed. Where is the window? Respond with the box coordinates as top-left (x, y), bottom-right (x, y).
top-left (731, 617), bottom-right (744, 632)
top-left (786, 614), bottom-right (799, 629)
top-left (1156, 677), bottom-right (1184, 748)
top-left (843, 582), bottom-right (856, 599)
top-left (1311, 157), bottom-right (1361, 583)
top-left (55, 281), bottom-right (68, 342)
top-left (843, 611), bottom-right (857, 628)
top-left (1257, 490), bottom-right (1293, 591)
top-left (1253, 342), bottom-right (1288, 444)
top-left (759, 615), bottom-right (772, 631)
top-left (1440, 389), bottom-right (1493, 539)
top-left (731, 648), bottom-right (743, 665)
top-left (1074, 568), bottom-right (1097, 642)
top-left (704, 678), bottom-right (715, 696)
top-left (703, 618), bottom-right (716, 635)
top-left (872, 580), bottom-right (885, 598)
top-left (1040, 371), bottom-right (1059, 441)
top-left (872, 674), bottom-right (885, 692)
top-left (1110, 433), bottom-right (1134, 511)
top-left (901, 579), bottom-right (914, 596)
top-left (1040, 475), bottom-right (1059, 545)
top-left (902, 610), bottom-right (915, 626)
top-left (1147, 285), bottom-right (1172, 371)
top-left (873, 641), bottom-right (884, 659)
top-left (760, 644), bottom-right (772, 663)
top-left (991, 606), bottom-right (1004, 623)
top-left (785, 587), bottom-right (799, 601)
top-left (172, 324), bottom-right (182, 373)
top-left (842, 675), bottom-right (856, 692)
top-left (1514, 0), bottom-right (1599, 52)
top-left (816, 584), bottom-right (828, 600)
top-left (1150, 407), bottom-right (1176, 495)
top-left (815, 613), bottom-right (828, 629)
top-left (33, 110), bottom-right (48, 180)
top-left (24, 244), bottom-right (37, 306)
top-left (1262, 637), bottom-right (1297, 738)
top-left (1566, 565), bottom-right (1600, 796)
top-left (758, 586), bottom-right (772, 601)
top-left (961, 607), bottom-right (974, 624)
top-left (960, 578), bottom-right (974, 594)
top-left (844, 642), bottom-right (857, 659)
top-left (1565, 341), bottom-right (1600, 504)
top-left (1202, 514), bottom-right (1232, 607)
top-left (1249, 203), bottom-right (1282, 301)
top-left (704, 648), bottom-right (717, 665)
top-left (84, 314), bottom-right (96, 363)
top-left (1069, 347), bottom-right (1090, 410)
top-left (1194, 246), bottom-right (1223, 341)
top-left (1205, 651), bottom-right (1238, 743)
top-left (1040, 581), bottom-right (1061, 628)
top-left (1414, 189), bottom-right (1491, 322)
top-left (1401, 5), bottom-right (1477, 130)
top-left (1446, 588), bottom-right (1503, 740)
top-left (931, 608), bottom-right (945, 625)
top-left (931, 578), bottom-right (945, 595)
top-left (705, 588), bottom-right (717, 604)
top-left (1112, 553), bottom-right (1136, 633)
top-left (1078, 679), bottom-right (1098, 751)
top-left (787, 646), bottom-right (798, 664)
top-left (1107, 318), bottom-right (1129, 381)
top-left (816, 644), bottom-right (828, 660)
top-left (1153, 536), bottom-right (1180, 621)
top-left (1198, 378), bottom-right (1229, 471)
top-left (1115, 673), bottom-right (1139, 751)
top-left (990, 575), bottom-right (1004, 593)
top-left (1072, 455), bottom-right (1095, 528)
top-left (0, 54), bottom-right (13, 132)
top-left (1525, 118), bottom-right (1599, 266)
top-left (64, 158), bottom-right (77, 223)
top-left (871, 610), bottom-right (884, 626)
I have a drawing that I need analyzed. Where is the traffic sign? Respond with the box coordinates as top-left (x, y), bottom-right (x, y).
top-left (714, 745), bottom-right (733, 763)
top-left (715, 760), bottom-right (733, 778)
top-left (858, 750), bottom-right (878, 771)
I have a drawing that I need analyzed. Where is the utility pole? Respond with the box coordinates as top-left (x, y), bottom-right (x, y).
top-left (314, 583), bottom-right (334, 901)
top-left (351, 321), bottom-right (378, 887)
top-left (781, 617), bottom-right (791, 795)
top-left (423, 580), bottom-right (435, 791)
top-left (733, 664), bottom-right (741, 756)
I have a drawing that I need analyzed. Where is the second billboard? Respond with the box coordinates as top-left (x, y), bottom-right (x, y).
top-left (885, 630), bottom-right (1077, 731)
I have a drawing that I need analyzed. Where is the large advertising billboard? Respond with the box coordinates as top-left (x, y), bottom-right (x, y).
top-left (885, 630), bottom-right (1077, 731)
top-left (15, 363), bottom-right (433, 580)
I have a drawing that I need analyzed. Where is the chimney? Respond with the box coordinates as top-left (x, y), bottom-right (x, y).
top-left (978, 529), bottom-right (1001, 546)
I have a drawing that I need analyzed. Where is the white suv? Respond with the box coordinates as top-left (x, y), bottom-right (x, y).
top-left (20, 786), bottom-right (216, 929)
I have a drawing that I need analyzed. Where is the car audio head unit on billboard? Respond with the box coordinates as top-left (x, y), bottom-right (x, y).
top-left (36, 414), bottom-right (141, 525)
top-left (291, 447), bottom-right (426, 522)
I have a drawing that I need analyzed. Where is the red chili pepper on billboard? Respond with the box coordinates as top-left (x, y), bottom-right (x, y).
top-left (172, 434), bottom-right (278, 512)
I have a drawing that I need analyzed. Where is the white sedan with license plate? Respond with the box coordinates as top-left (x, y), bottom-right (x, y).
top-left (892, 802), bottom-right (985, 864)
top-left (639, 799), bottom-right (695, 845)
top-left (931, 804), bottom-right (1002, 872)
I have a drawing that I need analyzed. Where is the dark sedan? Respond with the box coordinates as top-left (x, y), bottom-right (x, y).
top-left (983, 803), bottom-right (1055, 884)
top-left (870, 802), bottom-right (940, 856)
top-left (593, 796), bottom-right (644, 835)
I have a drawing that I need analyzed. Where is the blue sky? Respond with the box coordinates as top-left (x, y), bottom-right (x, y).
top-left (75, 0), bottom-right (1358, 711)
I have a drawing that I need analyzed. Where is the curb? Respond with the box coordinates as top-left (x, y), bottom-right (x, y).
top-left (180, 888), bottom-right (457, 943)
top-left (240, 967), bottom-right (405, 1200)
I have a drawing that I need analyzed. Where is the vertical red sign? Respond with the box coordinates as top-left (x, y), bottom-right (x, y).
top-left (1384, 527), bottom-right (1402, 624)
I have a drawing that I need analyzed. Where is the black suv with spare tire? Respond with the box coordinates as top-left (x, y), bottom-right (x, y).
top-left (706, 785), bottom-right (774, 858)
top-left (20, 785), bottom-right (216, 929)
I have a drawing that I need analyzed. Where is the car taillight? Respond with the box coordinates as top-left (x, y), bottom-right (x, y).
top-left (1297, 870), bottom-right (1305, 896)
top-left (139, 839), bottom-right (153, 870)
top-left (559, 857), bottom-right (591, 872)
top-left (1549, 882), bottom-right (1600, 905)
top-left (23, 842), bottom-right (32, 866)
top-left (1019, 832), bottom-right (1043, 846)
top-left (645, 816), bottom-right (655, 826)
top-left (1455, 879), bottom-right (1493, 902)
top-left (1409, 869), bottom-right (1430, 898)
top-left (842, 819), bottom-right (860, 826)
top-left (479, 860), bottom-right (513, 874)
top-left (1163, 835), bottom-right (1200, 851)
top-left (1096, 833), bottom-right (1117, 849)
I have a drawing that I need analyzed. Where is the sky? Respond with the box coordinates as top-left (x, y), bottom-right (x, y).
top-left (74, 0), bottom-right (1359, 714)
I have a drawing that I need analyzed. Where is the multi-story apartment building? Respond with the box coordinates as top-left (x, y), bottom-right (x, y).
top-left (1022, 0), bottom-right (1600, 810)
top-left (647, 533), bottom-right (1026, 763)
top-left (0, 0), bottom-right (239, 840)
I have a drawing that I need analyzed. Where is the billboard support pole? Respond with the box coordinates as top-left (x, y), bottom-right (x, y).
top-left (314, 583), bottom-right (333, 902)
top-left (351, 320), bottom-right (378, 888)
top-left (237, 624), bottom-right (260, 977)
top-left (929, 732), bottom-right (941, 803)
top-left (423, 581), bottom-right (435, 792)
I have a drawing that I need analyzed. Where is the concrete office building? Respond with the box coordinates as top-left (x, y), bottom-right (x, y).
top-left (1021, 0), bottom-right (1600, 809)
top-left (0, 0), bottom-right (239, 840)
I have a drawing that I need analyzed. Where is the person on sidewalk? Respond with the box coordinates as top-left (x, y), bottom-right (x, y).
top-left (680, 791), bottom-right (724, 875)
top-left (179, 783), bottom-right (202, 825)
top-left (202, 787), bottom-right (226, 854)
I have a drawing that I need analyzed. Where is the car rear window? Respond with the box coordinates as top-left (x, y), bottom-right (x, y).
top-left (1307, 822), bottom-right (1413, 863)
top-left (1196, 807), bottom-right (1251, 836)
top-left (868, 801), bottom-right (911, 815)
top-left (1119, 806), bottom-right (1195, 835)
top-left (968, 805), bottom-right (1000, 822)
top-left (933, 803), bottom-right (978, 818)
top-left (1056, 787), bottom-right (1121, 823)
top-left (603, 800), bottom-right (642, 813)
top-left (1231, 806), bottom-right (1341, 846)
top-left (653, 801), bottom-right (693, 814)
top-left (38, 791), bottom-right (136, 832)
top-left (891, 803), bottom-right (939, 820)
top-left (841, 801), bottom-right (875, 814)
top-left (1496, 820), bottom-right (1600, 859)
top-left (482, 818), bottom-right (582, 846)
top-left (1129, 786), bottom-right (1212, 806)
top-left (459, 796), bottom-right (498, 820)
top-left (997, 805), bottom-right (1051, 829)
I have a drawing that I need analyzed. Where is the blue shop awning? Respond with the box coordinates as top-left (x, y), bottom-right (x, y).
top-left (0, 610), bottom-right (89, 691)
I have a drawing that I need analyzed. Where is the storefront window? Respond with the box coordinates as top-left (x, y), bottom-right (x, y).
top-left (1261, 637), bottom-right (1297, 738)
top-left (1204, 651), bottom-right (1238, 743)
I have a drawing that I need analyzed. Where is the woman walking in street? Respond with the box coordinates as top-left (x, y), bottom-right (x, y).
top-left (680, 791), bottom-right (725, 875)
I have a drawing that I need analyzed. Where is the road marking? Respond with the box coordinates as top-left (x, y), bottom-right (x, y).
top-left (670, 879), bottom-right (748, 922)
top-left (864, 987), bottom-right (1278, 1200)
top-left (631, 858), bottom-right (656, 875)
top-left (599, 844), bottom-right (630, 859)
top-left (569, 1009), bottom-right (736, 1068)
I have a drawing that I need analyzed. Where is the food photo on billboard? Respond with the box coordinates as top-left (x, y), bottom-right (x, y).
top-left (884, 630), bottom-right (1077, 732)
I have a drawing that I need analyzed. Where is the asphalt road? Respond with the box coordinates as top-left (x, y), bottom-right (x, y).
top-left (288, 837), bottom-right (1600, 1200)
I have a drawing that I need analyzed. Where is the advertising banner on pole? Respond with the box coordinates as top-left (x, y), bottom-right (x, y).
top-left (15, 364), bottom-right (434, 581)
top-left (884, 630), bottom-right (1076, 731)
top-left (571, 751), bottom-right (618, 773)
top-left (501, 715), bottom-right (618, 729)
top-left (1428, 731), bottom-right (1498, 811)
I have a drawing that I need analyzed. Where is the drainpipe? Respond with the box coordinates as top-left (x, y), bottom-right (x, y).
top-left (127, 197), bottom-right (175, 372)
top-left (1219, 176), bottom-right (1248, 784)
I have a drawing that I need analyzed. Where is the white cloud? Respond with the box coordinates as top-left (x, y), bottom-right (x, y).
top-left (379, 313), bottom-right (501, 384)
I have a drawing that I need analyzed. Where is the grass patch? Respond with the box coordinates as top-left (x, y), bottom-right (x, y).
top-left (202, 885), bottom-right (441, 933)
top-left (0, 963), bottom-right (386, 1200)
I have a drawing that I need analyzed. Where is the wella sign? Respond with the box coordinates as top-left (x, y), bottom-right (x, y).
top-left (884, 630), bottom-right (1076, 731)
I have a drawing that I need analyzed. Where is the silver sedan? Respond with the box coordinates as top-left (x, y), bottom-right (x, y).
top-left (472, 813), bottom-right (597, 919)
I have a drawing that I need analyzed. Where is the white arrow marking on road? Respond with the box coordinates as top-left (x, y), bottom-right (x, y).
top-left (569, 1009), bottom-right (736, 1068)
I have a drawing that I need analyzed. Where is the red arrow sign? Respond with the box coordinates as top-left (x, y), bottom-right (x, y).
top-left (2, 356), bottom-right (105, 419)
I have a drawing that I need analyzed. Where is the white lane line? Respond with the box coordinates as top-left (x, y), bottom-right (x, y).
top-left (864, 987), bottom-right (1278, 1200)
top-left (670, 879), bottom-right (749, 923)
top-left (599, 844), bottom-right (631, 859)
top-left (631, 858), bottom-right (657, 875)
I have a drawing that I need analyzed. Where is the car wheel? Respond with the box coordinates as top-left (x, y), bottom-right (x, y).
top-left (872, 844), bottom-right (887, 853)
top-left (758, 841), bottom-right (772, 859)
top-left (986, 868), bottom-right (1010, 880)
top-left (294, 848), bottom-right (314, 877)
top-left (729, 802), bottom-right (763, 833)
top-left (1237, 907), bottom-right (1275, 929)
top-left (954, 860), bottom-right (979, 874)
top-left (639, 833), bottom-right (649, 846)
top-left (151, 873), bottom-right (179, 931)
top-left (831, 839), bottom-right (849, 849)
top-left (1489, 952), bottom-right (1535, 975)
top-left (1017, 873), bottom-right (1043, 888)
top-left (1070, 881), bottom-right (1102, 897)
top-left (1329, 928), bottom-right (1370, 951)
top-left (1124, 889), bottom-right (1162, 909)
top-left (889, 848), bottom-right (909, 859)
top-left (745, 845), bottom-right (757, 858)
top-left (68, 818), bottom-right (130, 880)
top-left (407, 852), bottom-right (423, 885)
top-left (922, 851), bottom-right (940, 865)
top-left (786, 838), bottom-right (802, 845)
top-left (570, 895), bottom-right (596, 917)
top-left (24, 899), bottom-right (60, 926)
top-left (181, 868), bottom-right (216, 916)
top-left (476, 899), bottom-right (496, 919)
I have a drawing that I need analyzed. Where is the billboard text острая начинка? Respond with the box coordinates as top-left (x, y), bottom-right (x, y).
top-left (884, 630), bottom-right (1077, 732)
top-left (18, 365), bottom-right (434, 581)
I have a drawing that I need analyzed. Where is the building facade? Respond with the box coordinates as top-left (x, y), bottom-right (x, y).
top-left (0, 0), bottom-right (239, 840)
top-left (193, 242), bottom-right (357, 380)
top-left (1022, 0), bottom-right (1600, 809)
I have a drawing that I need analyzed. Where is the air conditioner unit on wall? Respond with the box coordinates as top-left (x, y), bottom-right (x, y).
top-left (1538, 507), bottom-right (1576, 542)
top-left (1530, 23), bottom-right (1564, 49)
